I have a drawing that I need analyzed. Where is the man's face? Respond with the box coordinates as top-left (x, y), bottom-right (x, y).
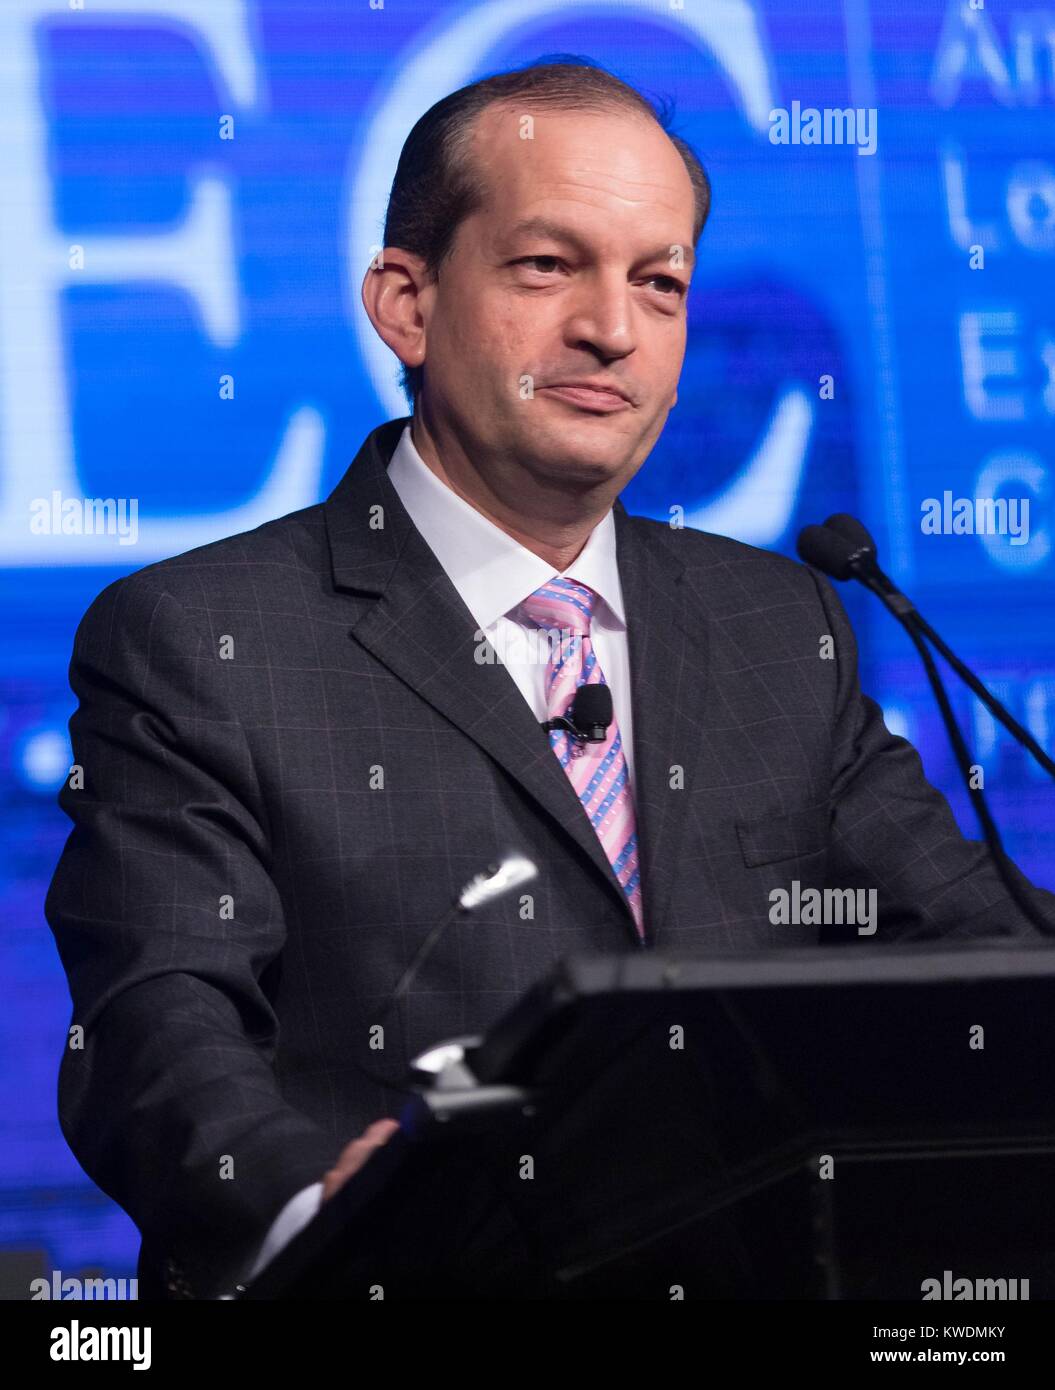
top-left (416, 104), bottom-right (697, 491)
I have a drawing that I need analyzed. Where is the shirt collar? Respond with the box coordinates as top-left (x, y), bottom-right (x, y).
top-left (385, 424), bottom-right (626, 632)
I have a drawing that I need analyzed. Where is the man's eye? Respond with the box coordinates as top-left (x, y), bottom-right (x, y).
top-left (518, 256), bottom-right (562, 273)
top-left (646, 275), bottom-right (686, 296)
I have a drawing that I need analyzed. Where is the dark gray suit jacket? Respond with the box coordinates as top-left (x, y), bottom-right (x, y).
top-left (45, 416), bottom-right (1052, 1298)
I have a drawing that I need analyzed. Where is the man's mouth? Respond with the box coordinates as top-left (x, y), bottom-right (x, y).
top-left (537, 382), bottom-right (634, 413)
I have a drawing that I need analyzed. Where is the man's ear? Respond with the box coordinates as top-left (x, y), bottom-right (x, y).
top-left (360, 248), bottom-right (432, 376)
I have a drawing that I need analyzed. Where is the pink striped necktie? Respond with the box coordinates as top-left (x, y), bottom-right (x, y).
top-left (519, 577), bottom-right (644, 939)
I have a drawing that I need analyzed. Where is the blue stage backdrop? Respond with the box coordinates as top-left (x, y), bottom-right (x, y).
top-left (1, 0), bottom-right (1052, 1285)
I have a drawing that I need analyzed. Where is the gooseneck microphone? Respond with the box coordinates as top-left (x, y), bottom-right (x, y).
top-left (797, 514), bottom-right (1054, 937)
top-left (798, 514), bottom-right (1055, 780)
top-left (542, 681), bottom-right (613, 747)
top-left (352, 853), bottom-right (539, 1093)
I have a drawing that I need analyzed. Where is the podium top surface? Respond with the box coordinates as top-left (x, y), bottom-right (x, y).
top-left (550, 940), bottom-right (1055, 993)
top-left (467, 941), bottom-right (1055, 1086)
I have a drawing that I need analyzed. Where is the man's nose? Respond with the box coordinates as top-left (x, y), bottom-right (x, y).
top-left (563, 271), bottom-right (635, 361)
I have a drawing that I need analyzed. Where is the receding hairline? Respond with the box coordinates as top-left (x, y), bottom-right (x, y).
top-left (444, 98), bottom-right (701, 249)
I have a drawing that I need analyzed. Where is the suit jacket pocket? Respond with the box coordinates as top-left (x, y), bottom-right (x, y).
top-left (735, 804), bottom-right (832, 868)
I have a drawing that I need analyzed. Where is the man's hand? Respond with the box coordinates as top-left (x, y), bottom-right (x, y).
top-left (320, 1118), bottom-right (401, 1202)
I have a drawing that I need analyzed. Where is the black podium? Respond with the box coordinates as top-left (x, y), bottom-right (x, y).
top-left (241, 942), bottom-right (1055, 1299)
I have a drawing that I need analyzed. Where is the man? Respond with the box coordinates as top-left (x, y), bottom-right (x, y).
top-left (46, 60), bottom-right (1053, 1301)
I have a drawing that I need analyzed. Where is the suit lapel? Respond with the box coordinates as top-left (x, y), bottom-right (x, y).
top-left (614, 504), bottom-right (711, 948)
top-left (323, 419), bottom-right (644, 944)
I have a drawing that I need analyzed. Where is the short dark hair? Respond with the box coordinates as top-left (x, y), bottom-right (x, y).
top-left (380, 57), bottom-right (712, 404)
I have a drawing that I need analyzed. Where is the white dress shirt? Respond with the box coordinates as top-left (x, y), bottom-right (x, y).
top-left (245, 423), bottom-right (635, 1285)
top-left (387, 424), bottom-right (636, 786)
